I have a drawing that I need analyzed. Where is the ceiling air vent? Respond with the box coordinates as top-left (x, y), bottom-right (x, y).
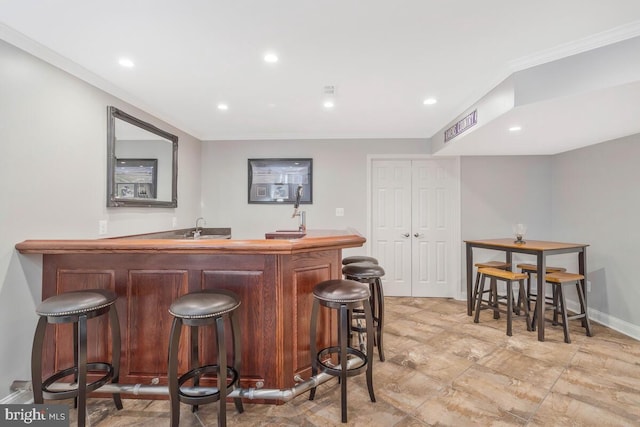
top-left (323, 85), bottom-right (336, 96)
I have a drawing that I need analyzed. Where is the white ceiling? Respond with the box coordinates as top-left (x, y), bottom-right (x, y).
top-left (2, 0), bottom-right (640, 154)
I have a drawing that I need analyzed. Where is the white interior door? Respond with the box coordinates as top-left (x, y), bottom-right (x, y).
top-left (371, 158), bottom-right (458, 297)
top-left (411, 159), bottom-right (457, 297)
top-left (371, 160), bottom-right (413, 296)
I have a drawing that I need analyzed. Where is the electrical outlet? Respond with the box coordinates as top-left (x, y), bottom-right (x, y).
top-left (335, 208), bottom-right (344, 217)
top-left (98, 220), bottom-right (108, 235)
top-left (587, 281), bottom-right (592, 292)
top-left (172, 217), bottom-right (178, 228)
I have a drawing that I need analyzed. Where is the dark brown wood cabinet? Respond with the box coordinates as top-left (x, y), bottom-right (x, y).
top-left (18, 230), bottom-right (364, 401)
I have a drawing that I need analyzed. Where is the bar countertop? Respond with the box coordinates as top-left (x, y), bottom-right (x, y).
top-left (15, 228), bottom-right (366, 255)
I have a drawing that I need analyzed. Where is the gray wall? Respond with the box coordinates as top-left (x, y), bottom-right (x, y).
top-left (200, 139), bottom-right (429, 257)
top-left (459, 156), bottom-right (553, 294)
top-left (552, 134), bottom-right (640, 335)
top-left (0, 40), bottom-right (202, 396)
top-left (459, 143), bottom-right (640, 339)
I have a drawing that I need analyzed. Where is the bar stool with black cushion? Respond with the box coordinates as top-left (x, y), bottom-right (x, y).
top-left (532, 272), bottom-right (592, 343)
top-left (309, 279), bottom-right (376, 423)
top-left (516, 263), bottom-right (567, 312)
top-left (342, 255), bottom-right (379, 265)
top-left (341, 262), bottom-right (386, 362)
top-left (473, 267), bottom-right (532, 336)
top-left (168, 290), bottom-right (244, 427)
top-left (471, 261), bottom-right (511, 313)
top-left (31, 289), bottom-right (123, 427)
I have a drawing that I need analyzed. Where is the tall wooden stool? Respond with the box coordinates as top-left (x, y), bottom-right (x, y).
top-left (342, 262), bottom-right (386, 361)
top-left (516, 263), bottom-right (566, 311)
top-left (473, 267), bottom-right (531, 336)
top-left (168, 290), bottom-right (244, 427)
top-left (309, 279), bottom-right (376, 423)
top-left (471, 261), bottom-right (510, 312)
top-left (31, 289), bottom-right (123, 427)
top-left (532, 272), bottom-right (592, 343)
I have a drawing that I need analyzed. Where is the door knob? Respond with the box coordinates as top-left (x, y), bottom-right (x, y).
top-left (402, 233), bottom-right (410, 238)
top-left (414, 233), bottom-right (423, 238)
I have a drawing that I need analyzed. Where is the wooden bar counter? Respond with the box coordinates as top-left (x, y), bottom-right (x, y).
top-left (16, 229), bottom-right (365, 401)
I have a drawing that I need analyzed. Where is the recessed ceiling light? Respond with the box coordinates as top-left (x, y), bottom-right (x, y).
top-left (264, 53), bottom-right (278, 63)
top-left (323, 101), bottom-right (334, 109)
top-left (423, 97), bottom-right (437, 105)
top-left (217, 103), bottom-right (229, 111)
top-left (509, 126), bottom-right (522, 132)
top-left (118, 58), bottom-right (135, 68)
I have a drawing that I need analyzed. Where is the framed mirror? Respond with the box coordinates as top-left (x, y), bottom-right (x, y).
top-left (107, 106), bottom-right (178, 207)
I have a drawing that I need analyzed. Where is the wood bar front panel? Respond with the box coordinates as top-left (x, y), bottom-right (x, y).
top-left (40, 249), bottom-right (341, 398)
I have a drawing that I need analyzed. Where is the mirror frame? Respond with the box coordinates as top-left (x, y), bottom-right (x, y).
top-left (107, 106), bottom-right (178, 208)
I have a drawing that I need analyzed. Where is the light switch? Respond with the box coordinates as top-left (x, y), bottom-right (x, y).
top-left (98, 220), bottom-right (108, 235)
top-left (336, 208), bottom-right (344, 217)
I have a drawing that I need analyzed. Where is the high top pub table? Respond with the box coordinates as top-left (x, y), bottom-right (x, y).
top-left (465, 238), bottom-right (588, 342)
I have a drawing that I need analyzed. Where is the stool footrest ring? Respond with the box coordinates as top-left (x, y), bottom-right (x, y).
top-left (316, 347), bottom-right (368, 377)
top-left (42, 362), bottom-right (114, 400)
top-left (177, 364), bottom-right (240, 406)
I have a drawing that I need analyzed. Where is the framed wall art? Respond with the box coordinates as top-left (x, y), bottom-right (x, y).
top-left (248, 158), bottom-right (312, 204)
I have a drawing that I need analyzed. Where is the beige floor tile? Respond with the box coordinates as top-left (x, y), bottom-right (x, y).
top-left (529, 391), bottom-right (639, 426)
top-left (57, 296), bottom-right (640, 426)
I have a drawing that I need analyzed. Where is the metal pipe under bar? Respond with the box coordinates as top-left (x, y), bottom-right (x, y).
top-left (11, 358), bottom-right (361, 403)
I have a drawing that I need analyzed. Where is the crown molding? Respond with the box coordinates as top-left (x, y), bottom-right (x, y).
top-left (508, 20), bottom-right (640, 72)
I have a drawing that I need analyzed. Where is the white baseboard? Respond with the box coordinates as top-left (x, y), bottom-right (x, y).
top-left (459, 292), bottom-right (640, 342)
top-left (0, 389), bottom-right (33, 404)
top-left (565, 299), bottom-right (640, 341)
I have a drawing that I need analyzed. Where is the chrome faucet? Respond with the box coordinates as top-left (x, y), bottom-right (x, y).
top-left (194, 217), bottom-right (205, 238)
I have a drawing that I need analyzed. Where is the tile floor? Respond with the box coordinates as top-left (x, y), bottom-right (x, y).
top-left (69, 297), bottom-right (640, 426)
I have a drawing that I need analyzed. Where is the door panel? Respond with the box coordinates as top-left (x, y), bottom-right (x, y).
top-left (372, 160), bottom-right (412, 296)
top-left (372, 158), bottom-right (457, 297)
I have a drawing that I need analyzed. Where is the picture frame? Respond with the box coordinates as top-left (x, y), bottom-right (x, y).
top-left (248, 158), bottom-right (312, 204)
top-left (115, 158), bottom-right (158, 199)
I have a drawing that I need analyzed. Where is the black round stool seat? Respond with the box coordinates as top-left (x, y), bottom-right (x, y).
top-left (169, 291), bottom-right (240, 320)
top-left (313, 279), bottom-right (371, 304)
top-left (309, 279), bottom-right (376, 423)
top-left (341, 262), bottom-right (386, 362)
top-left (168, 290), bottom-right (243, 427)
top-left (31, 289), bottom-right (123, 427)
top-left (342, 255), bottom-right (379, 265)
top-left (36, 289), bottom-right (117, 319)
top-left (341, 262), bottom-right (385, 279)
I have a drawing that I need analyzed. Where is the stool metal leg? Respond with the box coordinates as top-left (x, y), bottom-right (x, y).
top-left (339, 303), bottom-right (348, 423)
top-left (575, 281), bottom-right (593, 337)
top-left (73, 321), bottom-right (79, 409)
top-left (363, 300), bottom-right (376, 403)
top-left (216, 316), bottom-right (227, 427)
top-left (472, 272), bottom-right (483, 313)
top-left (108, 306), bottom-right (123, 410)
top-left (190, 325), bottom-right (200, 413)
top-left (230, 310), bottom-right (244, 413)
top-left (168, 317), bottom-right (182, 427)
top-left (31, 316), bottom-right (47, 404)
top-left (558, 284), bottom-right (571, 343)
top-left (506, 280), bottom-right (513, 336)
top-left (374, 278), bottom-right (385, 362)
top-left (518, 279), bottom-right (532, 332)
top-left (77, 314), bottom-right (88, 427)
top-left (308, 299), bottom-right (319, 401)
top-left (473, 274), bottom-right (486, 323)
